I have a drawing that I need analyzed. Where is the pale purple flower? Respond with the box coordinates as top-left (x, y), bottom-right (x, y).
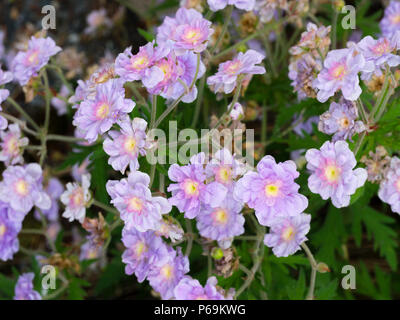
top-left (0, 65), bottom-right (12, 130)
top-left (121, 228), bottom-right (168, 282)
top-left (228, 102), bottom-right (244, 121)
top-left (174, 276), bottom-right (227, 300)
top-left (264, 213), bottom-right (311, 257)
top-left (157, 8), bottom-right (213, 55)
top-left (167, 152), bottom-right (228, 219)
top-left (380, 1), bottom-right (400, 38)
top-left (73, 78), bottom-right (135, 143)
top-left (378, 157), bottom-right (400, 214)
top-left (103, 117), bottom-right (148, 174)
top-left (0, 89), bottom-right (8, 130)
top-left (318, 99), bottom-right (365, 142)
top-left (0, 124), bottom-right (29, 166)
top-left (11, 36), bottom-right (61, 86)
top-left (148, 246), bottom-right (189, 300)
top-left (207, 50), bottom-right (266, 94)
top-left (293, 115), bottom-right (319, 137)
top-left (166, 51), bottom-right (206, 103)
top-left (0, 202), bottom-right (21, 261)
top-left (79, 241), bottom-right (102, 261)
top-left (13, 273), bottom-right (41, 300)
top-left (196, 194), bottom-right (245, 244)
top-left (0, 163), bottom-right (51, 214)
top-left (69, 79), bottom-right (90, 106)
top-left (205, 148), bottom-right (245, 187)
top-left (146, 52), bottom-right (180, 96)
top-left (51, 85), bottom-right (70, 116)
top-left (71, 157), bottom-right (91, 182)
top-left (85, 8), bottom-right (112, 35)
top-left (313, 48), bottom-right (371, 102)
top-left (34, 178), bottom-right (64, 222)
top-left (115, 42), bottom-right (169, 84)
top-left (305, 141), bottom-right (367, 208)
top-left (61, 174), bottom-right (91, 223)
top-left (234, 155), bottom-right (308, 226)
top-left (0, 66), bottom-right (13, 85)
top-left (107, 171), bottom-right (171, 232)
top-left (207, 0), bottom-right (255, 12)
top-left (357, 34), bottom-right (400, 80)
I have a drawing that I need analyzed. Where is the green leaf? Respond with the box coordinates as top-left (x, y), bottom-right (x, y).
top-left (137, 28), bottom-right (154, 42)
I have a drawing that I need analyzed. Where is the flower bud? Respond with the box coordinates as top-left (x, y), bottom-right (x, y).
top-left (316, 262), bottom-right (330, 273)
top-left (211, 247), bottom-right (224, 260)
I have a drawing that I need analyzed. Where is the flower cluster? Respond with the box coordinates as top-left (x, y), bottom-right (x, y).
top-left (318, 98), bottom-right (365, 142)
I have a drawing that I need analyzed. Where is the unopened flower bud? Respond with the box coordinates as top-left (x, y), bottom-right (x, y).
top-left (211, 247), bottom-right (224, 260)
top-left (316, 262), bottom-right (330, 273)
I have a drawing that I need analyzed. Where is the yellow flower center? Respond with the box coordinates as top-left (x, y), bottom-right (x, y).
top-left (184, 180), bottom-right (199, 197)
top-left (0, 224), bottom-right (6, 237)
top-left (123, 136), bottom-right (137, 153)
top-left (331, 64), bottom-right (347, 80)
top-left (213, 208), bottom-right (228, 224)
top-left (183, 29), bottom-right (201, 44)
top-left (135, 241), bottom-right (147, 257)
top-left (96, 102), bottom-right (110, 119)
top-left (226, 61), bottom-right (242, 75)
top-left (161, 264), bottom-right (173, 280)
top-left (391, 14), bottom-right (400, 24)
top-left (282, 226), bottom-right (295, 241)
top-left (324, 165), bottom-right (340, 183)
top-left (27, 50), bottom-right (39, 65)
top-left (132, 56), bottom-right (149, 70)
top-left (128, 197), bottom-right (143, 212)
top-left (396, 179), bottom-right (400, 192)
top-left (88, 249), bottom-right (98, 259)
top-left (339, 116), bottom-right (350, 129)
top-left (217, 166), bottom-right (232, 184)
top-left (15, 179), bottom-right (29, 196)
top-left (265, 184), bottom-right (279, 197)
top-left (71, 188), bottom-right (84, 207)
top-left (6, 137), bottom-right (19, 155)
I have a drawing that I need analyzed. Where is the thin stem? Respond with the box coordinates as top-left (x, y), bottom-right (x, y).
top-left (211, 5), bottom-right (233, 54)
top-left (301, 242), bottom-right (317, 300)
top-left (150, 95), bottom-right (157, 129)
top-left (0, 112), bottom-right (39, 137)
top-left (191, 74), bottom-right (206, 128)
top-left (189, 53), bottom-right (201, 90)
top-left (46, 134), bottom-right (85, 143)
top-left (185, 219), bottom-right (193, 257)
top-left (47, 64), bottom-right (73, 92)
top-left (92, 199), bottom-right (119, 216)
top-left (235, 228), bottom-right (265, 298)
top-left (331, 10), bottom-right (338, 50)
top-left (6, 97), bottom-right (40, 132)
top-left (211, 76), bottom-right (243, 130)
top-left (211, 22), bottom-right (279, 62)
top-left (356, 98), bottom-right (368, 123)
top-left (152, 93), bottom-right (185, 128)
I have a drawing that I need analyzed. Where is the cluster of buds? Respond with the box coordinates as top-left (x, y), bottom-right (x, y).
top-left (82, 212), bottom-right (108, 247)
top-left (212, 247), bottom-right (239, 278)
top-left (361, 146), bottom-right (392, 183)
top-left (289, 23), bottom-right (331, 100)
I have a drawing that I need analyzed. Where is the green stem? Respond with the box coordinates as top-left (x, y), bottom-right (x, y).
top-left (211, 76), bottom-right (244, 130)
top-left (6, 97), bottom-right (40, 132)
top-left (150, 95), bottom-right (157, 129)
top-left (191, 74), bottom-right (206, 128)
top-left (0, 112), bottom-right (39, 137)
top-left (211, 5), bottom-right (233, 54)
top-left (301, 242), bottom-right (317, 300)
top-left (211, 22), bottom-right (279, 62)
top-left (92, 199), bottom-right (119, 216)
top-left (185, 219), bottom-right (193, 257)
top-left (46, 134), bottom-right (85, 143)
